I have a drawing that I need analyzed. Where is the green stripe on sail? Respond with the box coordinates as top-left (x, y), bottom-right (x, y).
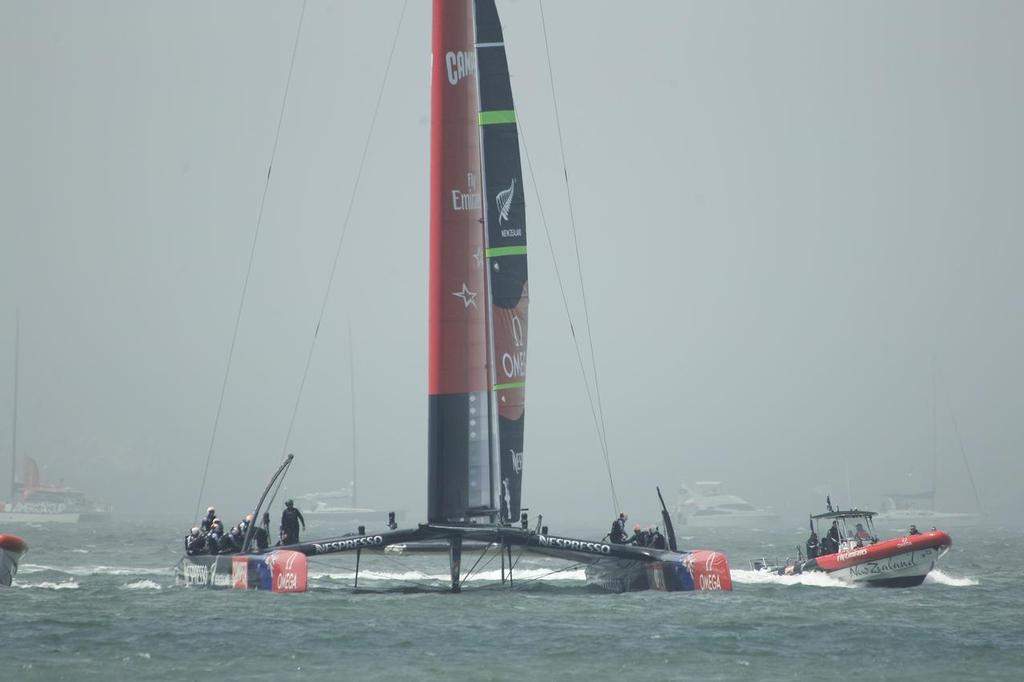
top-left (485, 245), bottom-right (527, 258)
top-left (493, 381), bottom-right (525, 391)
top-left (478, 110), bottom-right (516, 125)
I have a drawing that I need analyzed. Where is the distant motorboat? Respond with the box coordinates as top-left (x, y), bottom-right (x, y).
top-left (673, 481), bottom-right (781, 528)
top-left (293, 489), bottom-right (403, 529)
top-left (874, 491), bottom-right (978, 528)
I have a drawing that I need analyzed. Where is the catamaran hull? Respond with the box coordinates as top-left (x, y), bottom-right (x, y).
top-left (175, 550), bottom-right (308, 593)
top-left (777, 531), bottom-right (951, 587)
top-left (582, 550), bottom-right (732, 593)
top-left (0, 534), bottom-right (28, 587)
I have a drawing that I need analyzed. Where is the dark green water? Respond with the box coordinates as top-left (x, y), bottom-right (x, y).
top-left (2, 521), bottom-right (1019, 681)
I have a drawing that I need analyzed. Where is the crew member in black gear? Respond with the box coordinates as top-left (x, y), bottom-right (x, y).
top-left (805, 530), bottom-right (819, 559)
top-left (649, 527), bottom-right (667, 550)
top-left (821, 520), bottom-right (840, 554)
top-left (281, 499), bottom-right (306, 545)
top-left (628, 523), bottom-right (650, 547)
top-left (219, 526), bottom-right (242, 554)
top-left (908, 524), bottom-right (920, 536)
top-left (201, 506), bottom-right (216, 532)
top-left (609, 512), bottom-right (629, 544)
top-left (185, 527), bottom-right (206, 556)
top-left (206, 520), bottom-right (223, 555)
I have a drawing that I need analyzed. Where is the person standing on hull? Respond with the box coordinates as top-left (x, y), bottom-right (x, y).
top-left (609, 512), bottom-right (629, 544)
top-left (280, 499), bottom-right (305, 545)
top-left (805, 530), bottom-right (819, 559)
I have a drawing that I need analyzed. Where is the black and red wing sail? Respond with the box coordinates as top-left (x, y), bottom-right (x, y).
top-left (428, 0), bottom-right (495, 523)
top-left (475, 0), bottom-right (528, 523)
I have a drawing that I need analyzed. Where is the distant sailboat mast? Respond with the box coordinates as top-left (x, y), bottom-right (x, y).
top-left (9, 309), bottom-right (18, 500)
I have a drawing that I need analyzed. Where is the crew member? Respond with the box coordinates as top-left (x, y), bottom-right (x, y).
top-left (822, 521), bottom-right (840, 554)
top-left (649, 527), bottom-right (667, 550)
top-left (185, 527), bottom-right (206, 556)
top-left (281, 499), bottom-right (306, 545)
top-left (854, 523), bottom-right (872, 542)
top-left (805, 530), bottom-right (819, 559)
top-left (628, 523), bottom-right (649, 547)
top-left (909, 524), bottom-right (920, 535)
top-left (207, 519), bottom-right (224, 555)
top-left (201, 506), bottom-right (216, 532)
top-left (609, 512), bottom-right (629, 544)
top-left (219, 526), bottom-right (242, 554)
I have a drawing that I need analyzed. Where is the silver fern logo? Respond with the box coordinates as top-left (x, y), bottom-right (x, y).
top-left (496, 178), bottom-right (515, 225)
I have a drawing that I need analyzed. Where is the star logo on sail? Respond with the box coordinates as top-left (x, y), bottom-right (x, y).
top-left (496, 178), bottom-right (515, 225)
top-left (472, 248), bottom-right (483, 269)
top-left (452, 283), bottom-right (477, 309)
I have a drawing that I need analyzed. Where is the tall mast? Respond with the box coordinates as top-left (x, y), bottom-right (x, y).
top-left (348, 322), bottom-right (357, 509)
top-left (930, 356), bottom-right (938, 508)
top-left (10, 309), bottom-right (19, 500)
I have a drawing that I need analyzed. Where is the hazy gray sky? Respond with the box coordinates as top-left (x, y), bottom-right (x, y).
top-left (1, 1), bottom-right (1021, 527)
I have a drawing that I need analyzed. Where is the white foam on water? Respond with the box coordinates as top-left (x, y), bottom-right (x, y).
top-left (64, 565), bottom-right (169, 577)
top-left (310, 567), bottom-right (586, 583)
top-left (17, 563), bottom-right (169, 577)
top-left (731, 568), bottom-right (855, 588)
top-left (71, 549), bottom-right (89, 554)
top-left (120, 580), bottom-right (163, 591)
top-left (15, 579), bottom-right (80, 590)
top-left (18, 563), bottom-right (51, 574)
top-left (924, 569), bottom-right (978, 587)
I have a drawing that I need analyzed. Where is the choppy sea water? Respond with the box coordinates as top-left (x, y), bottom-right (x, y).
top-left (2, 519), bottom-right (1020, 681)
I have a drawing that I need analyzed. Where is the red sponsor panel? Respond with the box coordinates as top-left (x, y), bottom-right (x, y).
top-left (689, 550), bottom-right (733, 592)
top-left (269, 550), bottom-right (308, 593)
top-left (231, 555), bottom-right (248, 590)
top-left (815, 531), bottom-right (952, 572)
top-left (429, 0), bottom-right (489, 397)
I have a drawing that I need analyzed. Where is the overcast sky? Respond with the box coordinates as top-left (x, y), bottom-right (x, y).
top-left (1, 1), bottom-right (1021, 529)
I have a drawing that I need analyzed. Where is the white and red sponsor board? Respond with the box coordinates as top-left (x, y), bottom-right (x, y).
top-left (266, 550), bottom-right (308, 593)
top-left (688, 550), bottom-right (733, 592)
top-left (228, 551), bottom-right (307, 593)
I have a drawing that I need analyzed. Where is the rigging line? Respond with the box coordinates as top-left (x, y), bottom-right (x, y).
top-left (507, 561), bottom-right (586, 588)
top-left (459, 544), bottom-right (495, 588)
top-left (278, 0), bottom-right (408, 458)
top-left (538, 0), bottom-right (616, 496)
top-left (518, 118), bottom-right (619, 515)
top-left (193, 0), bottom-right (309, 520)
top-left (949, 410), bottom-right (983, 514)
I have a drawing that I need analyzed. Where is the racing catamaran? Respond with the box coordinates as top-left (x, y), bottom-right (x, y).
top-left (175, 0), bottom-right (731, 594)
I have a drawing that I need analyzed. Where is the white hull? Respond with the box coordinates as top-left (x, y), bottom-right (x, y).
top-left (0, 510), bottom-right (80, 524)
top-left (830, 547), bottom-right (941, 586)
top-left (674, 511), bottom-right (782, 528)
